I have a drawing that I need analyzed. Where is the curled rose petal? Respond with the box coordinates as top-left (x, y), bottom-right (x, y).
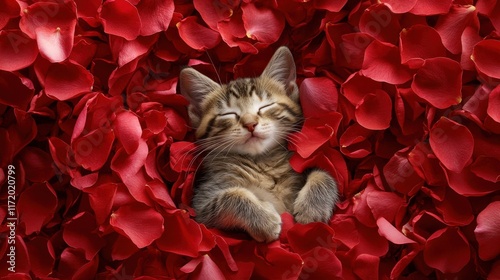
top-left (72, 129), bottom-right (115, 171)
top-left (99, 0), bottom-right (141, 40)
top-left (487, 86), bottom-right (500, 123)
top-left (84, 183), bottom-right (117, 224)
top-left (380, 0), bottom-right (417, 13)
top-left (114, 111), bottom-right (142, 154)
top-left (0, 0), bottom-right (19, 29)
top-left (429, 118), bottom-right (473, 173)
top-left (472, 39), bottom-right (500, 80)
top-left (434, 189), bottom-right (474, 226)
top-left (177, 16), bottom-right (221, 51)
top-left (361, 40), bottom-right (412, 84)
top-left (110, 203), bottom-right (164, 248)
top-left (342, 73), bottom-right (382, 105)
top-left (339, 124), bottom-right (374, 158)
top-left (0, 30), bottom-right (38, 71)
top-left (424, 227), bottom-right (470, 274)
top-left (383, 148), bottom-right (424, 195)
top-left (359, 5), bottom-right (401, 44)
top-left (45, 61), bottom-right (94, 101)
top-left (475, 201), bottom-right (500, 260)
top-left (17, 147), bottom-right (55, 182)
top-left (63, 212), bottom-right (105, 260)
top-left (136, 0), bottom-right (174, 36)
top-left (411, 57), bottom-right (462, 109)
top-left (470, 156), bottom-right (500, 182)
top-left (377, 218), bottom-right (416, 244)
top-left (18, 183), bottom-right (58, 235)
top-left (435, 5), bottom-right (478, 55)
top-left (26, 237), bottom-right (55, 277)
top-left (299, 77), bottom-right (339, 118)
top-left (19, 1), bottom-right (77, 62)
top-left (355, 90), bottom-right (392, 130)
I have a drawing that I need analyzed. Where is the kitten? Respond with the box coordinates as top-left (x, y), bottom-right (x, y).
top-left (179, 47), bottom-right (339, 242)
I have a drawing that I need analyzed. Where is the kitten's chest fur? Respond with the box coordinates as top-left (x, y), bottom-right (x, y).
top-left (197, 150), bottom-right (304, 213)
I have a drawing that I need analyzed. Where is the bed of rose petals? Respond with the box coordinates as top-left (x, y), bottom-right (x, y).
top-left (1, 0), bottom-right (500, 279)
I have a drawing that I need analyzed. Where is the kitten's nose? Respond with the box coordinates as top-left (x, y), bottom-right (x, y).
top-left (243, 122), bottom-right (258, 132)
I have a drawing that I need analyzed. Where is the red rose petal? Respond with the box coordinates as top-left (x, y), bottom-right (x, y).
top-left (0, 70), bottom-right (34, 109)
top-left (299, 248), bottom-right (342, 279)
top-left (18, 183), bottom-right (58, 235)
top-left (383, 148), bottom-right (424, 195)
top-left (355, 90), bottom-right (392, 130)
top-left (445, 166), bottom-right (499, 196)
top-left (435, 5), bottom-right (478, 55)
top-left (63, 212), bottom-right (105, 260)
top-left (353, 254), bottom-right (379, 280)
top-left (339, 124), bottom-right (374, 158)
top-left (399, 25), bottom-right (447, 64)
top-left (377, 218), bottom-right (416, 244)
top-left (0, 0), bottom-right (19, 29)
top-left (411, 57), bottom-right (462, 109)
top-left (314, 0), bottom-right (347, 12)
top-left (114, 111), bottom-right (142, 154)
top-left (487, 86), bottom-right (500, 123)
top-left (0, 30), bottom-right (38, 71)
top-left (409, 0), bottom-right (452, 15)
top-left (19, 1), bottom-right (77, 62)
top-left (287, 223), bottom-right (337, 255)
top-left (241, 2), bottom-right (285, 44)
top-left (342, 73), bottom-right (382, 105)
top-left (193, 0), bottom-right (235, 30)
top-left (136, 0), bottom-right (174, 36)
top-left (429, 118), bottom-right (473, 172)
top-left (424, 227), bottom-right (470, 273)
top-left (475, 201), bottom-right (500, 260)
top-left (361, 40), bottom-right (412, 84)
top-left (110, 203), bottom-right (164, 248)
top-left (367, 191), bottom-right (405, 223)
top-left (292, 117), bottom-right (337, 158)
top-left (99, 0), bottom-right (141, 40)
top-left (26, 237), bottom-right (55, 277)
top-left (470, 156), bottom-right (500, 182)
top-left (473, 40), bottom-right (500, 80)
top-left (85, 183), bottom-right (117, 224)
top-left (359, 4), bottom-right (401, 44)
top-left (434, 188), bottom-right (474, 226)
top-left (73, 129), bottom-right (115, 171)
top-left (177, 16), bottom-right (221, 51)
top-left (45, 61), bottom-right (94, 101)
top-left (17, 147), bottom-right (55, 182)
top-left (299, 77), bottom-right (339, 118)
top-left (380, 0), bottom-right (417, 13)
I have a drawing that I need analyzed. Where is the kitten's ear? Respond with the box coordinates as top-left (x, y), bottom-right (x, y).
top-left (261, 47), bottom-right (299, 101)
top-left (179, 68), bottom-right (221, 126)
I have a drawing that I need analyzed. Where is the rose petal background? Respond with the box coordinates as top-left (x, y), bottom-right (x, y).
top-left (1, 1), bottom-right (499, 279)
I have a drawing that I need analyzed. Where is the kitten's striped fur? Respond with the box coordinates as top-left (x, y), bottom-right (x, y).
top-left (180, 47), bottom-right (339, 242)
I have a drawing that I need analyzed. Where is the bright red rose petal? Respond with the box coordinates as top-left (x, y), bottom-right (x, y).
top-left (475, 201), bottom-right (500, 260)
top-left (0, 0), bottom-right (19, 29)
top-left (114, 111), bottom-right (142, 154)
top-left (342, 73), bottom-right (382, 105)
top-left (19, 1), bottom-right (77, 62)
top-left (411, 57), bottom-right (462, 109)
top-left (355, 90), bottom-right (392, 130)
top-left (435, 5), bottom-right (478, 55)
top-left (241, 2), bottom-right (285, 44)
top-left (424, 227), bottom-right (470, 274)
top-left (429, 117), bottom-right (473, 172)
top-left (300, 77), bottom-right (339, 117)
top-left (136, 0), bottom-right (174, 36)
top-left (487, 86), bottom-right (500, 123)
top-left (377, 218), bottom-right (416, 244)
top-left (177, 16), bottom-right (221, 51)
top-left (99, 0), bottom-right (141, 40)
top-left (45, 61), bottom-right (94, 101)
top-left (0, 30), bottom-right (38, 71)
top-left (18, 183), bottom-right (58, 235)
top-left (73, 129), bottom-right (115, 171)
top-left (110, 203), bottom-right (164, 248)
top-left (380, 0), bottom-right (417, 13)
top-left (409, 0), bottom-right (452, 15)
top-left (361, 40), bottom-right (412, 84)
top-left (85, 183), bottom-right (117, 225)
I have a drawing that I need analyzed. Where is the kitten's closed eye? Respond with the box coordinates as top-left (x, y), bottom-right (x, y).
top-left (258, 103), bottom-right (275, 114)
top-left (219, 112), bottom-right (239, 118)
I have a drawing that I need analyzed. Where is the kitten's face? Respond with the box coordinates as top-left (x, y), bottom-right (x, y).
top-left (195, 77), bottom-right (301, 155)
top-left (180, 47), bottom-right (301, 156)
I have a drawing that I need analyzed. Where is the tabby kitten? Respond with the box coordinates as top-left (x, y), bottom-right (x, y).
top-left (179, 47), bottom-right (339, 242)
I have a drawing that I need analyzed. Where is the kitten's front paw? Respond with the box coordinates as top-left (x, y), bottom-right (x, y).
top-left (247, 205), bottom-right (282, 243)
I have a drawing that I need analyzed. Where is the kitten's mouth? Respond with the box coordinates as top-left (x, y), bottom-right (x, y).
top-left (244, 133), bottom-right (264, 144)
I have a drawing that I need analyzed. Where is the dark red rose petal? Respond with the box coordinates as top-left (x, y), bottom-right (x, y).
top-left (314, 0), bottom-right (347, 12)
top-left (411, 57), bottom-right (462, 109)
top-left (19, 1), bottom-right (77, 62)
top-left (0, 30), bottom-right (38, 71)
top-left (342, 73), bottom-right (382, 105)
top-left (367, 190), bottom-right (405, 223)
top-left (26, 237), bottom-right (55, 277)
top-left (359, 4), bottom-right (401, 44)
top-left (472, 39), bottom-right (500, 80)
top-left (99, 0), bottom-right (141, 40)
top-left (136, 0), bottom-right (174, 36)
top-left (475, 201), bottom-right (500, 260)
top-left (399, 25), bottom-right (447, 65)
top-left (18, 183), bottom-right (58, 235)
top-left (361, 40), bottom-right (412, 84)
top-left (73, 129), bottom-right (115, 171)
top-left (177, 16), bottom-right (221, 51)
top-left (355, 89), bottom-right (392, 130)
top-left (445, 166), bottom-right (499, 196)
top-left (0, 0), bottom-right (19, 29)
top-left (241, 2), bottom-right (285, 44)
top-left (434, 189), bottom-right (474, 226)
top-left (84, 182), bottom-right (117, 224)
top-left (353, 254), bottom-right (379, 280)
top-left (470, 156), bottom-right (500, 182)
top-left (45, 61), bottom-right (94, 101)
top-left (435, 5), bottom-right (478, 55)
top-left (300, 77), bottom-right (339, 118)
top-left (424, 227), bottom-right (470, 273)
top-left (110, 203), bottom-right (164, 248)
top-left (383, 148), bottom-right (424, 195)
top-left (17, 146), bottom-right (55, 182)
top-left (429, 117), bottom-right (473, 172)
top-left (287, 223), bottom-right (336, 255)
top-left (63, 212), bottom-right (105, 260)
top-left (0, 70), bottom-right (34, 109)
